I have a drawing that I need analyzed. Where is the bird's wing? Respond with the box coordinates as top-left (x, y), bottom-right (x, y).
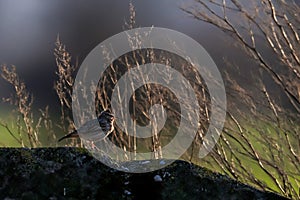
top-left (58, 110), bottom-right (115, 142)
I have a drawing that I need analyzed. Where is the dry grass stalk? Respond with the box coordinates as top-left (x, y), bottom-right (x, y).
top-left (54, 35), bottom-right (77, 134)
top-left (181, 1), bottom-right (300, 198)
top-left (1, 65), bottom-right (40, 147)
top-left (0, 2), bottom-right (299, 198)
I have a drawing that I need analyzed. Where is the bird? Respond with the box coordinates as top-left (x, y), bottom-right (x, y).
top-left (58, 110), bottom-right (115, 142)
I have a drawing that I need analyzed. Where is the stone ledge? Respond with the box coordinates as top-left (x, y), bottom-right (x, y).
top-left (0, 148), bottom-right (289, 200)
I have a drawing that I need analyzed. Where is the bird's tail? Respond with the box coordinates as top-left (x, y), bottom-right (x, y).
top-left (58, 130), bottom-right (79, 142)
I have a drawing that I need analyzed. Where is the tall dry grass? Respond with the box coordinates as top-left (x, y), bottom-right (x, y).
top-left (0, 2), bottom-right (299, 199)
top-left (0, 66), bottom-right (56, 147)
top-left (181, 0), bottom-right (300, 198)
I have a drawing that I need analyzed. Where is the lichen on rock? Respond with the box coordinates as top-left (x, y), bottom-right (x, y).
top-left (0, 148), bottom-right (289, 200)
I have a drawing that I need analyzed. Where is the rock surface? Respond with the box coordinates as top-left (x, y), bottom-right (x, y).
top-left (0, 148), bottom-right (289, 200)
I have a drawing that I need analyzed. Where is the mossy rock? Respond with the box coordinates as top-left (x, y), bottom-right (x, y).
top-left (0, 148), bottom-right (289, 200)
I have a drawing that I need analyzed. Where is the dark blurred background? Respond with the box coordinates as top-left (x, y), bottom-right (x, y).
top-left (1, 2), bottom-right (299, 198)
top-left (0, 0), bottom-right (225, 111)
top-left (1, 0), bottom-right (294, 117)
